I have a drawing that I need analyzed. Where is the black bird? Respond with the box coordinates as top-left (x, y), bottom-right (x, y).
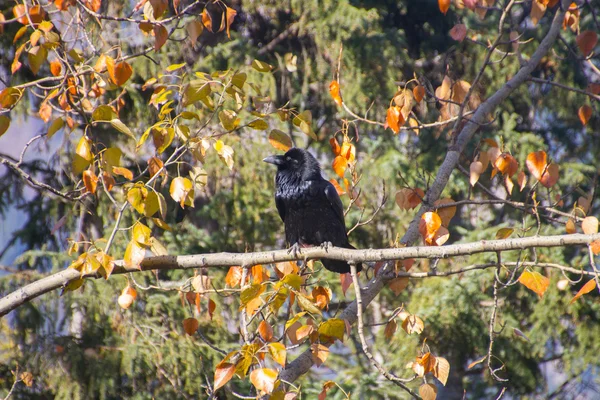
top-left (264, 148), bottom-right (361, 274)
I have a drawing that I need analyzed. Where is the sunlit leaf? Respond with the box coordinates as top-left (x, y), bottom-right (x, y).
top-left (259, 320), bottom-right (273, 342)
top-left (252, 59), bottom-right (273, 72)
top-left (170, 177), bottom-right (195, 208)
top-left (0, 115), bottom-right (10, 137)
top-left (225, 6), bottom-right (237, 38)
top-left (249, 368), bottom-right (277, 395)
top-left (329, 81), bottom-right (343, 106)
top-left (401, 314), bottom-right (424, 334)
top-left (268, 342), bottom-right (286, 367)
top-left (518, 270), bottom-right (550, 298)
top-left (495, 227), bottom-right (513, 239)
top-left (82, 169), bottom-right (98, 194)
top-left (213, 362), bottom-right (235, 391)
top-left (386, 106), bottom-right (403, 134)
top-left (419, 212), bottom-right (442, 245)
top-left (570, 279), bottom-right (597, 304)
top-left (433, 357), bottom-right (450, 386)
top-left (318, 318), bottom-right (345, 341)
top-left (419, 383), bottom-right (437, 400)
top-left (201, 9), bottom-right (213, 32)
top-left (268, 129), bottom-right (293, 151)
top-left (582, 216), bottom-right (599, 234)
top-left (311, 343), bottom-right (330, 367)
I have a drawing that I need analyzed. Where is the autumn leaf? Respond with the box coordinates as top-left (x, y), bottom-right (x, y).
top-left (582, 216), bottom-right (599, 234)
top-left (259, 320), bottom-right (274, 342)
top-left (495, 227), bottom-right (513, 240)
top-left (433, 357), bottom-right (450, 386)
top-left (268, 129), bottom-right (292, 151)
top-left (201, 9), bottom-right (213, 32)
top-left (389, 277), bottom-right (409, 296)
top-left (213, 362), bottom-right (235, 391)
top-left (401, 314), bottom-right (424, 335)
top-left (413, 85), bottom-right (425, 103)
top-left (578, 105), bottom-right (592, 126)
top-left (449, 24), bottom-right (467, 41)
top-left (384, 319), bottom-right (397, 339)
top-left (249, 368), bottom-right (278, 395)
top-left (438, 0), bottom-right (450, 15)
top-left (225, 266), bottom-right (243, 287)
top-left (109, 61), bottom-right (133, 86)
top-left (518, 270), bottom-right (550, 298)
top-left (570, 279), bottom-right (597, 304)
top-left (311, 343), bottom-right (330, 367)
top-left (419, 212), bottom-right (442, 245)
top-left (225, 6), bottom-right (237, 38)
top-left (82, 169), bottom-right (98, 194)
top-left (182, 318), bottom-right (199, 335)
top-left (153, 24), bottom-right (168, 51)
top-left (576, 31), bottom-right (598, 57)
top-left (329, 80), bottom-right (343, 106)
top-left (386, 106), bottom-right (403, 134)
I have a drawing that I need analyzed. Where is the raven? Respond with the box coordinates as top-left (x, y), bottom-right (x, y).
top-left (264, 148), bottom-right (361, 274)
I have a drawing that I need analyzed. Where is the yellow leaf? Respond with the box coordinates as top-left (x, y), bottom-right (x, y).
top-left (495, 227), bottom-right (514, 239)
top-left (318, 318), bottom-right (345, 341)
top-left (518, 270), bottom-right (550, 298)
top-left (170, 177), bottom-right (195, 208)
top-left (296, 293), bottom-right (322, 316)
top-left (132, 221), bottom-right (152, 247)
top-left (127, 184), bottom-right (148, 214)
top-left (248, 119), bottom-right (268, 130)
top-left (292, 110), bottom-right (317, 140)
top-left (268, 129), bottom-right (293, 151)
top-left (401, 314), bottom-right (424, 334)
top-left (268, 342), bottom-right (286, 367)
top-left (73, 136), bottom-right (93, 175)
top-left (124, 240), bottom-right (146, 269)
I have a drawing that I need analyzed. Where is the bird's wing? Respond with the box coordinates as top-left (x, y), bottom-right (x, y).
top-left (275, 194), bottom-right (286, 222)
top-left (323, 180), bottom-right (345, 225)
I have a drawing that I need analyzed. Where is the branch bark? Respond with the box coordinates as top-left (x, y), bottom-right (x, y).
top-left (1, 232), bottom-right (598, 317)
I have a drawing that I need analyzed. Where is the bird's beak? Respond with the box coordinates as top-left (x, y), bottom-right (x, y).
top-left (263, 155), bottom-right (285, 166)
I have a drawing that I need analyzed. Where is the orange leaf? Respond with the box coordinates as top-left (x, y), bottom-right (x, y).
top-left (518, 270), bottom-right (550, 298)
top-left (570, 279), bottom-right (597, 304)
top-left (578, 105), bottom-right (592, 126)
top-left (517, 170), bottom-right (527, 191)
top-left (540, 163), bottom-right (559, 188)
top-left (82, 169), bottom-right (98, 194)
top-left (582, 216), bottom-right (599, 234)
top-left (576, 30), bottom-right (598, 57)
top-left (50, 60), bottom-right (62, 76)
top-left (332, 155), bottom-right (347, 178)
top-left (329, 179), bottom-right (346, 196)
top-left (312, 286), bottom-right (331, 310)
top-left (268, 129), bottom-right (293, 152)
top-left (258, 320), bottom-right (274, 342)
top-left (183, 317), bottom-right (199, 335)
top-left (413, 85), bottom-right (425, 102)
top-left (201, 9), bottom-right (213, 32)
top-left (329, 80), bottom-right (343, 106)
top-left (526, 151), bottom-right (547, 181)
top-left (494, 153), bottom-right (518, 176)
top-left (590, 239), bottom-right (600, 255)
top-left (329, 137), bottom-right (341, 155)
top-left (566, 218), bottom-right (576, 234)
top-left (419, 212), bottom-right (442, 245)
top-left (386, 106), bottom-right (403, 134)
top-left (563, 2), bottom-right (579, 31)
top-left (438, 0), bottom-right (451, 15)
top-left (225, 266), bottom-right (243, 287)
top-left (395, 187), bottom-right (424, 210)
top-left (225, 6), bottom-right (237, 39)
top-left (419, 383), bottom-right (438, 400)
top-left (112, 167), bottom-right (133, 180)
top-left (108, 61), bottom-right (132, 86)
top-left (213, 362), bottom-right (235, 391)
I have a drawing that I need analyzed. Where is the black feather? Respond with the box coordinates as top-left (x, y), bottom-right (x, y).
top-left (264, 148), bottom-right (361, 274)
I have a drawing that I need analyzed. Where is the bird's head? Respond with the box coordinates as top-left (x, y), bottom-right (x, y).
top-left (263, 148), bottom-right (321, 180)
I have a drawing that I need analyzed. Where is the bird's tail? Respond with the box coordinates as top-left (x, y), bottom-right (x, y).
top-left (321, 244), bottom-right (362, 274)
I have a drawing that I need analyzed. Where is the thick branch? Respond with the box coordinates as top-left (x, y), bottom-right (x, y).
top-left (2, 232), bottom-right (598, 317)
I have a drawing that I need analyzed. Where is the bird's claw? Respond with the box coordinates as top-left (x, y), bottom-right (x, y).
top-left (320, 241), bottom-right (333, 252)
top-left (287, 243), bottom-right (302, 259)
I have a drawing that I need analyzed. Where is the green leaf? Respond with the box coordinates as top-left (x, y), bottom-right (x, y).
top-left (293, 110), bottom-right (317, 140)
top-left (248, 119), bottom-right (268, 130)
top-left (296, 293), bottom-right (322, 316)
top-left (231, 72), bottom-right (247, 88)
top-left (47, 118), bottom-right (64, 139)
top-left (110, 119), bottom-right (135, 141)
top-left (495, 227), bottom-right (514, 240)
top-left (27, 45), bottom-right (48, 75)
top-left (252, 59), bottom-right (273, 73)
top-left (182, 80), bottom-right (211, 106)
